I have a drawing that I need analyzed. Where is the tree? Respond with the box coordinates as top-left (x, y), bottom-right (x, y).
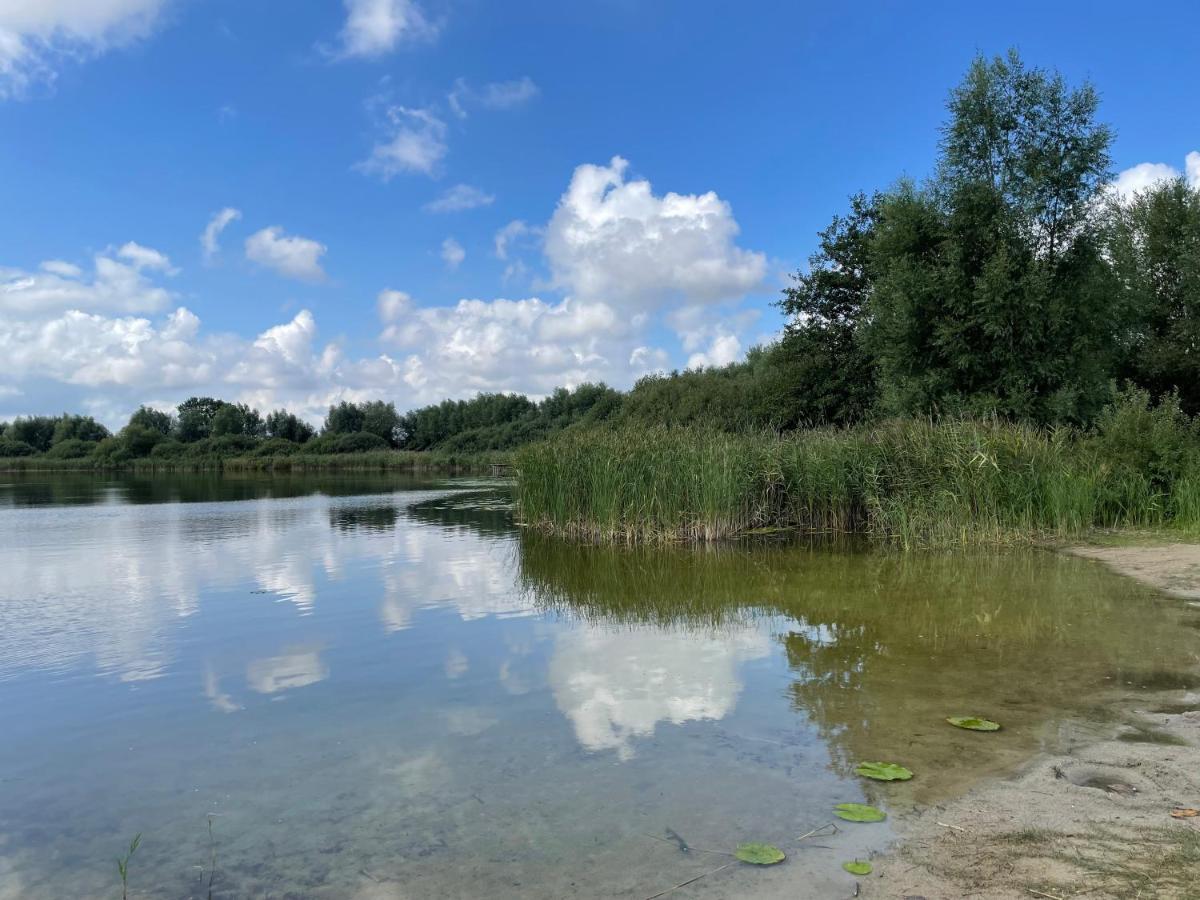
top-left (51, 414), bottom-right (110, 445)
top-left (5, 416), bottom-right (57, 452)
top-left (1103, 178), bottom-right (1200, 412)
top-left (176, 397), bottom-right (226, 442)
top-left (866, 50), bottom-right (1117, 423)
top-left (211, 402), bottom-right (264, 438)
top-left (128, 406), bottom-right (174, 436)
top-left (264, 409), bottom-right (315, 443)
top-left (323, 401), bottom-right (366, 436)
top-left (776, 193), bottom-right (881, 425)
top-left (360, 401), bottom-right (402, 447)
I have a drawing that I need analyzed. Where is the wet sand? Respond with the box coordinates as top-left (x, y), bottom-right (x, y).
top-left (860, 542), bottom-right (1200, 900)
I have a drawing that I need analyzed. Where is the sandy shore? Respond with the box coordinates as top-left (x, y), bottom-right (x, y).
top-left (857, 542), bottom-right (1200, 900)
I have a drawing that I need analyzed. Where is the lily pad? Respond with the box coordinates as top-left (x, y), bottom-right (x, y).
top-left (833, 803), bottom-right (887, 823)
top-left (843, 860), bottom-right (872, 875)
top-left (947, 716), bottom-right (1001, 732)
top-left (855, 761), bottom-right (913, 781)
top-left (734, 842), bottom-right (786, 865)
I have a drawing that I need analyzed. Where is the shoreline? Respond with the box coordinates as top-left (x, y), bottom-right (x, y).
top-left (861, 542), bottom-right (1200, 900)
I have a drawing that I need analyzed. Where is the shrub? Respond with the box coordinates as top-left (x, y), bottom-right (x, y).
top-left (0, 438), bottom-right (38, 457)
top-left (44, 438), bottom-right (98, 459)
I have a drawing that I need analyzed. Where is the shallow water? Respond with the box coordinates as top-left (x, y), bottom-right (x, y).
top-left (0, 473), bottom-right (1195, 899)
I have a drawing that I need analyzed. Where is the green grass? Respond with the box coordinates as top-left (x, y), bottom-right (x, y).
top-left (515, 417), bottom-right (1200, 547)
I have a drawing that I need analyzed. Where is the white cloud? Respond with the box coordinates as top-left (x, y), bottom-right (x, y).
top-left (440, 237), bottom-right (465, 269)
top-left (118, 240), bottom-right (175, 273)
top-left (201, 207), bottom-right (241, 260)
top-left (0, 247), bottom-right (174, 314)
top-left (686, 333), bottom-right (741, 369)
top-left (0, 0), bottom-right (170, 99)
top-left (447, 76), bottom-right (538, 118)
top-left (244, 226), bottom-right (327, 282)
top-left (377, 288), bottom-right (412, 325)
top-left (356, 105), bottom-right (447, 180)
top-left (424, 184), bottom-right (494, 213)
top-left (493, 219), bottom-right (531, 260)
top-left (1109, 151), bottom-right (1200, 201)
top-left (335, 0), bottom-right (435, 59)
top-left (545, 156), bottom-right (767, 310)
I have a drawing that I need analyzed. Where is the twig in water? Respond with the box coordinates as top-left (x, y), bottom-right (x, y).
top-left (797, 822), bottom-right (838, 842)
top-left (642, 862), bottom-right (732, 900)
top-left (206, 815), bottom-right (219, 900)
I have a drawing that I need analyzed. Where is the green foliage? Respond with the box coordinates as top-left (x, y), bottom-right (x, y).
top-left (309, 431), bottom-right (391, 454)
top-left (43, 438), bottom-right (98, 459)
top-left (776, 192), bottom-right (881, 425)
top-left (128, 405), bottom-right (174, 435)
top-left (51, 414), bottom-right (109, 445)
top-left (5, 416), bottom-right (57, 452)
top-left (121, 424), bottom-right (166, 457)
top-left (1104, 178), bottom-right (1200, 412)
top-left (842, 860), bottom-right (872, 875)
top-left (264, 409), bottom-right (315, 443)
top-left (323, 401), bottom-right (367, 435)
top-left (211, 402), bottom-right (264, 438)
top-left (833, 803), bottom-right (887, 822)
top-left (0, 437), bottom-right (38, 457)
top-left (177, 397), bottom-right (227, 442)
top-left (734, 842), bottom-right (786, 865)
top-left (855, 761), bottom-right (913, 781)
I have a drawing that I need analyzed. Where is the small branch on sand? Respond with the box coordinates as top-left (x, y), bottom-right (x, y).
top-left (936, 821), bottom-right (967, 832)
top-left (1027, 890), bottom-right (1064, 900)
top-left (642, 863), bottom-right (733, 900)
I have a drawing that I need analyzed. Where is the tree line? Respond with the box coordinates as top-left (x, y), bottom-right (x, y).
top-left (2, 50), bottom-right (1198, 462)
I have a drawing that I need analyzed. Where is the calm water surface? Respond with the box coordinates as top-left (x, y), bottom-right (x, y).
top-left (1, 473), bottom-right (1196, 899)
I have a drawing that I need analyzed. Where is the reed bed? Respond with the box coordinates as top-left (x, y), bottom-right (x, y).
top-left (515, 413), bottom-right (1200, 547)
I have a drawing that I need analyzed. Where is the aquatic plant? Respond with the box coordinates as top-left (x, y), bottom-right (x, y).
top-left (116, 833), bottom-right (140, 900)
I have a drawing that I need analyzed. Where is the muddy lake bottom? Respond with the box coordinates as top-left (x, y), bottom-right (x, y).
top-left (0, 473), bottom-right (1197, 899)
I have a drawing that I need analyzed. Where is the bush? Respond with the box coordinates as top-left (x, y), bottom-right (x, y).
top-left (314, 432), bottom-right (391, 454)
top-left (91, 436), bottom-right (131, 465)
top-left (149, 440), bottom-right (188, 459)
top-left (253, 437), bottom-right (301, 457)
top-left (0, 438), bottom-right (38, 457)
top-left (44, 439), bottom-right (98, 459)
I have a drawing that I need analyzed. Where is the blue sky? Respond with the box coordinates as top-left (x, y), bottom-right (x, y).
top-left (1, 0), bottom-right (1197, 425)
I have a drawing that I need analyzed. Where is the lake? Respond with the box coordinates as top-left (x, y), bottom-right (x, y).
top-left (0, 473), bottom-right (1194, 899)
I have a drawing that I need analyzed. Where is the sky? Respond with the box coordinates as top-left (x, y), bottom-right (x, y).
top-left (1, 0), bottom-right (1197, 427)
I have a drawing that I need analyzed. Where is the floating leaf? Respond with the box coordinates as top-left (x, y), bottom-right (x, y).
top-left (843, 860), bottom-right (872, 875)
top-left (1170, 808), bottom-right (1199, 818)
top-left (834, 803), bottom-right (886, 823)
top-left (734, 842), bottom-right (786, 865)
top-left (947, 716), bottom-right (1001, 732)
top-left (855, 761), bottom-right (913, 781)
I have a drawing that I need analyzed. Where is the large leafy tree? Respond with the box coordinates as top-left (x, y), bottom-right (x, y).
top-left (776, 192), bottom-right (881, 426)
top-left (1104, 178), bottom-right (1200, 412)
top-left (176, 397), bottom-right (227, 442)
top-left (868, 50), bottom-right (1117, 423)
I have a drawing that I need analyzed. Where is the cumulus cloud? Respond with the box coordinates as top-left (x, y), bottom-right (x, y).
top-left (356, 105), bottom-right (447, 179)
top-left (244, 226), bottom-right (327, 281)
top-left (545, 156), bottom-right (767, 309)
top-left (334, 0), bottom-right (436, 59)
top-left (0, 0), bottom-right (171, 99)
top-left (424, 184), bottom-right (494, 213)
top-left (201, 207), bottom-right (242, 260)
top-left (0, 247), bottom-right (175, 315)
top-left (1109, 151), bottom-right (1200, 202)
top-left (440, 237), bottom-right (465, 269)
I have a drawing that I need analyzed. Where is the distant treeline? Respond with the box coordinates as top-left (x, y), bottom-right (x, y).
top-left (3, 50), bottom-right (1199, 470)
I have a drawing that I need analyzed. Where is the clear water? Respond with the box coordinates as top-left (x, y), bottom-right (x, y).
top-left (0, 473), bottom-right (1196, 900)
